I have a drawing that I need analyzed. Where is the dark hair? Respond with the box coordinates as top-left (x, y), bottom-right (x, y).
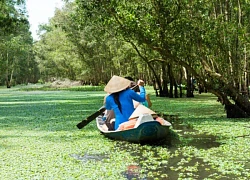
top-left (124, 76), bottom-right (134, 81)
top-left (113, 92), bottom-right (122, 113)
top-left (124, 76), bottom-right (139, 92)
top-left (133, 85), bottom-right (140, 92)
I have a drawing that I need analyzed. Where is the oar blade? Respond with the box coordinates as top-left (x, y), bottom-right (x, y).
top-left (76, 106), bottom-right (106, 129)
top-left (76, 120), bottom-right (91, 129)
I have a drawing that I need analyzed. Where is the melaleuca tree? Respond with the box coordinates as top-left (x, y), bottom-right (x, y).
top-left (73, 0), bottom-right (250, 117)
top-left (0, 0), bottom-right (38, 87)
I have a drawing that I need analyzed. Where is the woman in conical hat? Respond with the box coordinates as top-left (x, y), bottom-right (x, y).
top-left (104, 75), bottom-right (132, 94)
top-left (104, 75), bottom-right (146, 130)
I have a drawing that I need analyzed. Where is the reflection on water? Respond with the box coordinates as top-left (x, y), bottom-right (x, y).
top-left (170, 125), bottom-right (221, 149)
top-left (70, 153), bottom-right (107, 162)
top-left (123, 165), bottom-right (143, 180)
top-left (70, 116), bottom-right (237, 179)
top-left (118, 116), bottom-right (228, 180)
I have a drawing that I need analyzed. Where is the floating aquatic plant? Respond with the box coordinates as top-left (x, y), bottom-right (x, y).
top-left (0, 88), bottom-right (250, 179)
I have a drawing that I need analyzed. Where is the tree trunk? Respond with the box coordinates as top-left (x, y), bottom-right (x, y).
top-left (207, 82), bottom-right (250, 118)
top-left (228, 87), bottom-right (250, 117)
top-left (186, 70), bottom-right (194, 97)
top-left (5, 52), bottom-right (11, 88)
top-left (161, 62), bottom-right (168, 97)
top-left (179, 68), bottom-right (183, 98)
top-left (167, 63), bottom-right (174, 98)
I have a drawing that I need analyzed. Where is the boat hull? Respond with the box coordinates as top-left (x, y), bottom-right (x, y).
top-left (96, 117), bottom-right (171, 143)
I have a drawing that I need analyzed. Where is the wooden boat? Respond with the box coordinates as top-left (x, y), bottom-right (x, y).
top-left (96, 114), bottom-right (172, 143)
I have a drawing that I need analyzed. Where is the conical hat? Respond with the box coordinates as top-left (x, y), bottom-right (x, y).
top-left (104, 75), bottom-right (131, 93)
top-left (129, 104), bottom-right (157, 120)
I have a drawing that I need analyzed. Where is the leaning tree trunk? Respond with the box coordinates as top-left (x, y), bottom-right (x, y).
top-left (227, 85), bottom-right (250, 117)
top-left (206, 79), bottom-right (250, 118)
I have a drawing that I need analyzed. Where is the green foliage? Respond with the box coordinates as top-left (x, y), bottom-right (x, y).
top-left (19, 85), bottom-right (105, 92)
top-left (72, 0), bottom-right (250, 109)
top-left (0, 0), bottom-right (38, 86)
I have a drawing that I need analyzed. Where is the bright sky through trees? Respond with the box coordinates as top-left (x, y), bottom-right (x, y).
top-left (26, 0), bottom-right (64, 40)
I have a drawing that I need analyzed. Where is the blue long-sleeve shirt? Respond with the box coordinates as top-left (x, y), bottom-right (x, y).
top-left (105, 86), bottom-right (146, 130)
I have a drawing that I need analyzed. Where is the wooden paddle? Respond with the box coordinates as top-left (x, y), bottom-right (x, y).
top-left (76, 106), bottom-right (106, 129)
